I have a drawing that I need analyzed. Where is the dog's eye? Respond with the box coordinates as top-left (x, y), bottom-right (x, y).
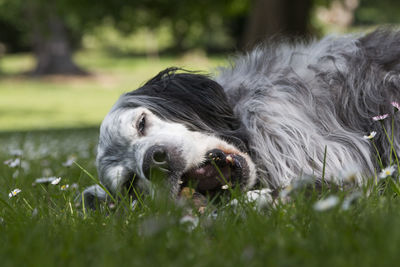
top-left (136, 113), bottom-right (146, 136)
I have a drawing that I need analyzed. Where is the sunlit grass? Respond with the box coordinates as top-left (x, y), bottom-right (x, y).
top-left (0, 51), bottom-right (225, 131)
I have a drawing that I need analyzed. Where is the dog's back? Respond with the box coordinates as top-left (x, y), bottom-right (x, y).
top-left (217, 29), bottom-right (400, 188)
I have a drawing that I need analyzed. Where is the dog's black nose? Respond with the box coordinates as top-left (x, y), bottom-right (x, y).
top-left (152, 148), bottom-right (168, 165)
top-left (143, 145), bottom-right (170, 179)
top-left (144, 145), bottom-right (169, 166)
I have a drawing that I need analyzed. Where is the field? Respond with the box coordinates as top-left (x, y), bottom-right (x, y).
top-left (0, 51), bottom-right (223, 131)
top-left (1, 53), bottom-right (400, 267)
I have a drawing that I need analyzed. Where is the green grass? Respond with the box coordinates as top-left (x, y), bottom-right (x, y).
top-left (0, 51), bottom-right (224, 131)
top-left (1, 129), bottom-right (400, 267)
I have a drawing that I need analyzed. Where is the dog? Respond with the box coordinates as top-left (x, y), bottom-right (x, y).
top-left (84, 29), bottom-right (400, 208)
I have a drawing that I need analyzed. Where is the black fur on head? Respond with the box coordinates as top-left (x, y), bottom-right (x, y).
top-left (117, 67), bottom-right (250, 152)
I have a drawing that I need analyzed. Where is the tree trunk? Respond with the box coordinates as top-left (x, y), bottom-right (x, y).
top-left (241, 0), bottom-right (312, 50)
top-left (0, 43), bottom-right (5, 74)
top-left (27, 3), bottom-right (87, 76)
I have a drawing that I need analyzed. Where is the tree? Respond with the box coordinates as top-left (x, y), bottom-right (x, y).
top-left (0, 0), bottom-right (89, 75)
top-left (26, 1), bottom-right (87, 75)
top-left (0, 0), bottom-right (130, 75)
top-left (241, 0), bottom-right (313, 49)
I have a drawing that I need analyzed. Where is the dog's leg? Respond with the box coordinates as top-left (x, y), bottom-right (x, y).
top-left (79, 184), bottom-right (108, 210)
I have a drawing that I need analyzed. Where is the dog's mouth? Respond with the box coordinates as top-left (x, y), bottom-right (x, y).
top-left (124, 148), bottom-right (249, 210)
top-left (178, 149), bottom-right (249, 199)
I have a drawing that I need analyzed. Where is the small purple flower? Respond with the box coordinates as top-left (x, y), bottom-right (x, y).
top-left (392, 101), bottom-right (400, 112)
top-left (372, 114), bottom-right (389, 121)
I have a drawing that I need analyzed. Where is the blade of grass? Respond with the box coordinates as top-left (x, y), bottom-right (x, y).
top-left (210, 160), bottom-right (235, 196)
top-left (73, 161), bottom-right (117, 203)
top-left (322, 145), bottom-right (327, 191)
top-left (81, 191), bottom-right (87, 218)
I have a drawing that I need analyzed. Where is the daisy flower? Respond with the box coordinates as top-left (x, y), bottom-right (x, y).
top-left (33, 176), bottom-right (58, 185)
top-left (62, 156), bottom-right (77, 167)
top-left (392, 101), bottom-right (400, 112)
top-left (8, 188), bottom-right (21, 198)
top-left (340, 166), bottom-right (360, 183)
top-left (341, 191), bottom-right (362, 211)
top-left (313, 195), bottom-right (339, 211)
top-left (3, 158), bottom-right (20, 168)
top-left (279, 185), bottom-right (293, 199)
top-left (179, 215), bottom-right (199, 231)
top-left (70, 183), bottom-right (79, 190)
top-left (51, 177), bottom-right (61, 185)
top-left (60, 184), bottom-right (69, 191)
top-left (245, 189), bottom-right (273, 210)
top-left (363, 131), bottom-right (377, 140)
top-left (379, 165), bottom-right (396, 179)
top-left (372, 114), bottom-right (389, 121)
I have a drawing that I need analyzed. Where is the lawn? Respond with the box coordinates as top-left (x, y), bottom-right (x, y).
top-left (0, 51), bottom-right (224, 131)
top-left (2, 52), bottom-right (400, 267)
top-left (1, 129), bottom-right (400, 267)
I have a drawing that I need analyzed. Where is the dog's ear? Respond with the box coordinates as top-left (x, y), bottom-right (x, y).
top-left (78, 184), bottom-right (108, 210)
top-left (127, 68), bottom-right (242, 133)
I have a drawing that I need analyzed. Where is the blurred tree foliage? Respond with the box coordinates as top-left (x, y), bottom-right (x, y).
top-left (0, 0), bottom-right (250, 74)
top-left (0, 0), bottom-right (398, 75)
top-left (354, 0), bottom-right (400, 25)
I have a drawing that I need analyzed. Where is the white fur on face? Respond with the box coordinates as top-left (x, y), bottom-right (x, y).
top-left (97, 107), bottom-right (256, 193)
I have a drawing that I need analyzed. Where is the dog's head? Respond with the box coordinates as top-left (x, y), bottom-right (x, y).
top-left (96, 68), bottom-right (256, 199)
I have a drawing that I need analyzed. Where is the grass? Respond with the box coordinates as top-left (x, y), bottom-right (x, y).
top-left (1, 128), bottom-right (400, 267)
top-left (0, 51), bottom-right (224, 131)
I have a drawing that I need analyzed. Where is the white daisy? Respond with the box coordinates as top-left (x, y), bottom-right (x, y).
top-left (70, 183), bottom-right (79, 190)
top-left (341, 191), bottom-right (362, 211)
top-left (179, 215), bottom-right (199, 231)
top-left (51, 177), bottom-right (61, 185)
top-left (340, 166), bottom-right (361, 183)
top-left (313, 195), bottom-right (339, 211)
top-left (245, 189), bottom-right (273, 210)
top-left (3, 158), bottom-right (20, 168)
top-left (372, 114), bottom-right (389, 121)
top-left (221, 184), bottom-right (229, 190)
top-left (363, 131), bottom-right (377, 140)
top-left (60, 184), bottom-right (69, 191)
top-left (8, 188), bottom-right (21, 198)
top-left (62, 156), bottom-right (77, 167)
top-left (33, 176), bottom-right (58, 185)
top-left (379, 165), bottom-right (396, 179)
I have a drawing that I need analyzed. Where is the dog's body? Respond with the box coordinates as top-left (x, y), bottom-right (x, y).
top-left (91, 29), bottom-right (400, 204)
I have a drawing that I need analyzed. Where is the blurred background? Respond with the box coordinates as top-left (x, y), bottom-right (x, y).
top-left (0, 0), bottom-right (399, 132)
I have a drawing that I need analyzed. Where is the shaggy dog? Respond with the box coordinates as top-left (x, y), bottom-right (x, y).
top-left (85, 29), bottom-right (400, 207)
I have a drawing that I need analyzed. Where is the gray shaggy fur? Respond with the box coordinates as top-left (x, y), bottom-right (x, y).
top-left (216, 29), bottom-right (400, 188)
